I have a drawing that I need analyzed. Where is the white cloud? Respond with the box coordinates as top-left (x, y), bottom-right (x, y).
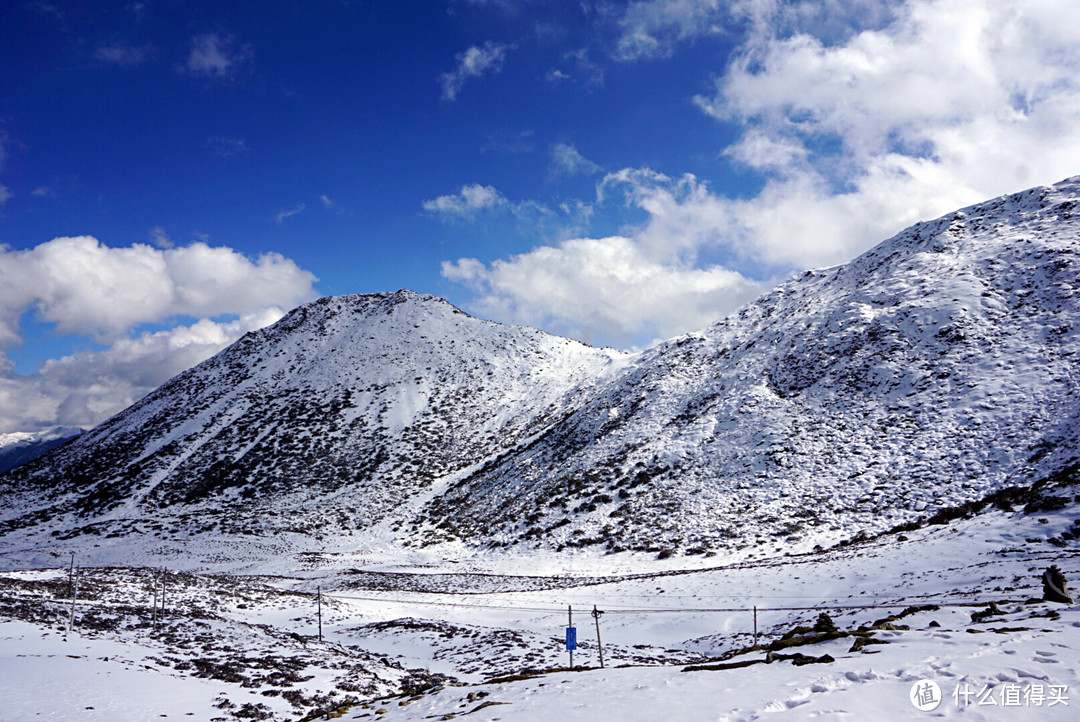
top-left (613, 0), bottom-right (725, 61)
top-left (0, 308), bottom-right (287, 433)
top-left (0, 237), bottom-right (316, 432)
top-left (443, 236), bottom-right (765, 345)
top-left (545, 69), bottom-right (570, 84)
top-left (437, 170), bottom-right (774, 345)
top-left (181, 33), bottom-right (253, 80)
top-left (0, 236), bottom-right (316, 346)
top-left (0, 185), bottom-right (11, 206)
top-left (31, 186), bottom-right (55, 197)
top-left (449, 0), bottom-right (1080, 348)
top-left (550, 143), bottom-right (603, 177)
top-left (547, 48), bottom-right (605, 88)
top-left (423, 184), bottom-right (510, 218)
top-left (273, 203), bottom-right (306, 223)
top-left (148, 226), bottom-right (173, 249)
top-left (687, 0), bottom-right (1080, 268)
top-left (439, 42), bottom-right (512, 101)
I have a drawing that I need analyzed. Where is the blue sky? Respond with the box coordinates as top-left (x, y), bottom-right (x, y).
top-left (1, 0), bottom-right (1079, 433)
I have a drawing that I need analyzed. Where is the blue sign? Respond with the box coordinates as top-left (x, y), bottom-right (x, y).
top-left (565, 626), bottom-right (577, 651)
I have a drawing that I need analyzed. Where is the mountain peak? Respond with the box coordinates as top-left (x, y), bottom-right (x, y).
top-left (2, 179), bottom-right (1078, 567)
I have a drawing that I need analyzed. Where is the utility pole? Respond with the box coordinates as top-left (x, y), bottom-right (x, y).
top-left (753, 606), bottom-right (758, 647)
top-left (591, 605), bottom-right (605, 668)
top-left (67, 552), bottom-right (75, 599)
top-left (566, 605), bottom-right (576, 669)
top-left (66, 567), bottom-right (79, 637)
top-left (317, 586), bottom-right (323, 642)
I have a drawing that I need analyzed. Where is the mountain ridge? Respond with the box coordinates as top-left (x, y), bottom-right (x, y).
top-left (409, 177), bottom-right (1080, 555)
top-left (0, 426), bottom-right (83, 475)
top-left (2, 179), bottom-right (1079, 568)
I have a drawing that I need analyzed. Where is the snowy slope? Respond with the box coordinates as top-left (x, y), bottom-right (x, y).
top-left (1, 488), bottom-right (1077, 721)
top-left (419, 177), bottom-right (1080, 556)
top-left (2, 179), bottom-right (1079, 571)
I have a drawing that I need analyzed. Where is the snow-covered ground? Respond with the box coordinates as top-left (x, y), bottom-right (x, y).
top-left (2, 502), bottom-right (1077, 720)
top-left (3, 177), bottom-right (1080, 720)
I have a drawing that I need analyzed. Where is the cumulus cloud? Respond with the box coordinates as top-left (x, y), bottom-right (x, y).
top-left (450, 0), bottom-right (1080, 348)
top-left (438, 170), bottom-right (774, 344)
top-left (439, 42), bottom-right (512, 101)
top-left (687, 0), bottom-right (1080, 268)
top-left (443, 236), bottom-right (765, 345)
top-left (181, 33), bottom-right (253, 80)
top-left (423, 184), bottom-right (510, 218)
top-left (550, 143), bottom-right (603, 177)
top-left (0, 237), bottom-right (316, 432)
top-left (0, 308), bottom-right (287, 433)
top-left (0, 237), bottom-right (316, 348)
top-left (424, 184), bottom-right (563, 230)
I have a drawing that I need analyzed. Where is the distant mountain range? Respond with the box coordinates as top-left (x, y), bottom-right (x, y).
top-left (0, 427), bottom-right (83, 475)
top-left (2, 177), bottom-right (1079, 568)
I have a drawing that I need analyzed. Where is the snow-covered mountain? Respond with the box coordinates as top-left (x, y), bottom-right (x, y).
top-left (0, 427), bottom-right (83, 475)
top-left (0, 291), bottom-right (627, 563)
top-left (412, 178), bottom-right (1080, 555)
top-left (2, 178), bottom-right (1079, 568)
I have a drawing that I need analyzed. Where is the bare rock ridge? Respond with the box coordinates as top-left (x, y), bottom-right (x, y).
top-left (2, 177), bottom-right (1080, 566)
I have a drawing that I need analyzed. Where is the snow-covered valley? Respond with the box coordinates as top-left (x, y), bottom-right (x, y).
top-left (2, 177), bottom-right (1080, 720)
top-left (2, 503), bottom-right (1078, 720)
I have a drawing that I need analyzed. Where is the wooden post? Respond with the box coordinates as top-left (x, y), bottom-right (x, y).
top-left (160, 569), bottom-right (166, 620)
top-left (67, 552), bottom-right (75, 599)
top-left (753, 606), bottom-right (758, 647)
top-left (152, 569), bottom-right (159, 630)
top-left (317, 586), bottom-right (323, 642)
top-left (592, 605), bottom-right (605, 669)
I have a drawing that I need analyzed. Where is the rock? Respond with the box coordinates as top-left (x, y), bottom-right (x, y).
top-left (971, 602), bottom-right (1002, 623)
top-left (1042, 565), bottom-right (1074, 604)
top-left (813, 612), bottom-right (838, 633)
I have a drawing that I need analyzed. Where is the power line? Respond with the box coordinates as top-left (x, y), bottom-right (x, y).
top-left (325, 592), bottom-right (1018, 615)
